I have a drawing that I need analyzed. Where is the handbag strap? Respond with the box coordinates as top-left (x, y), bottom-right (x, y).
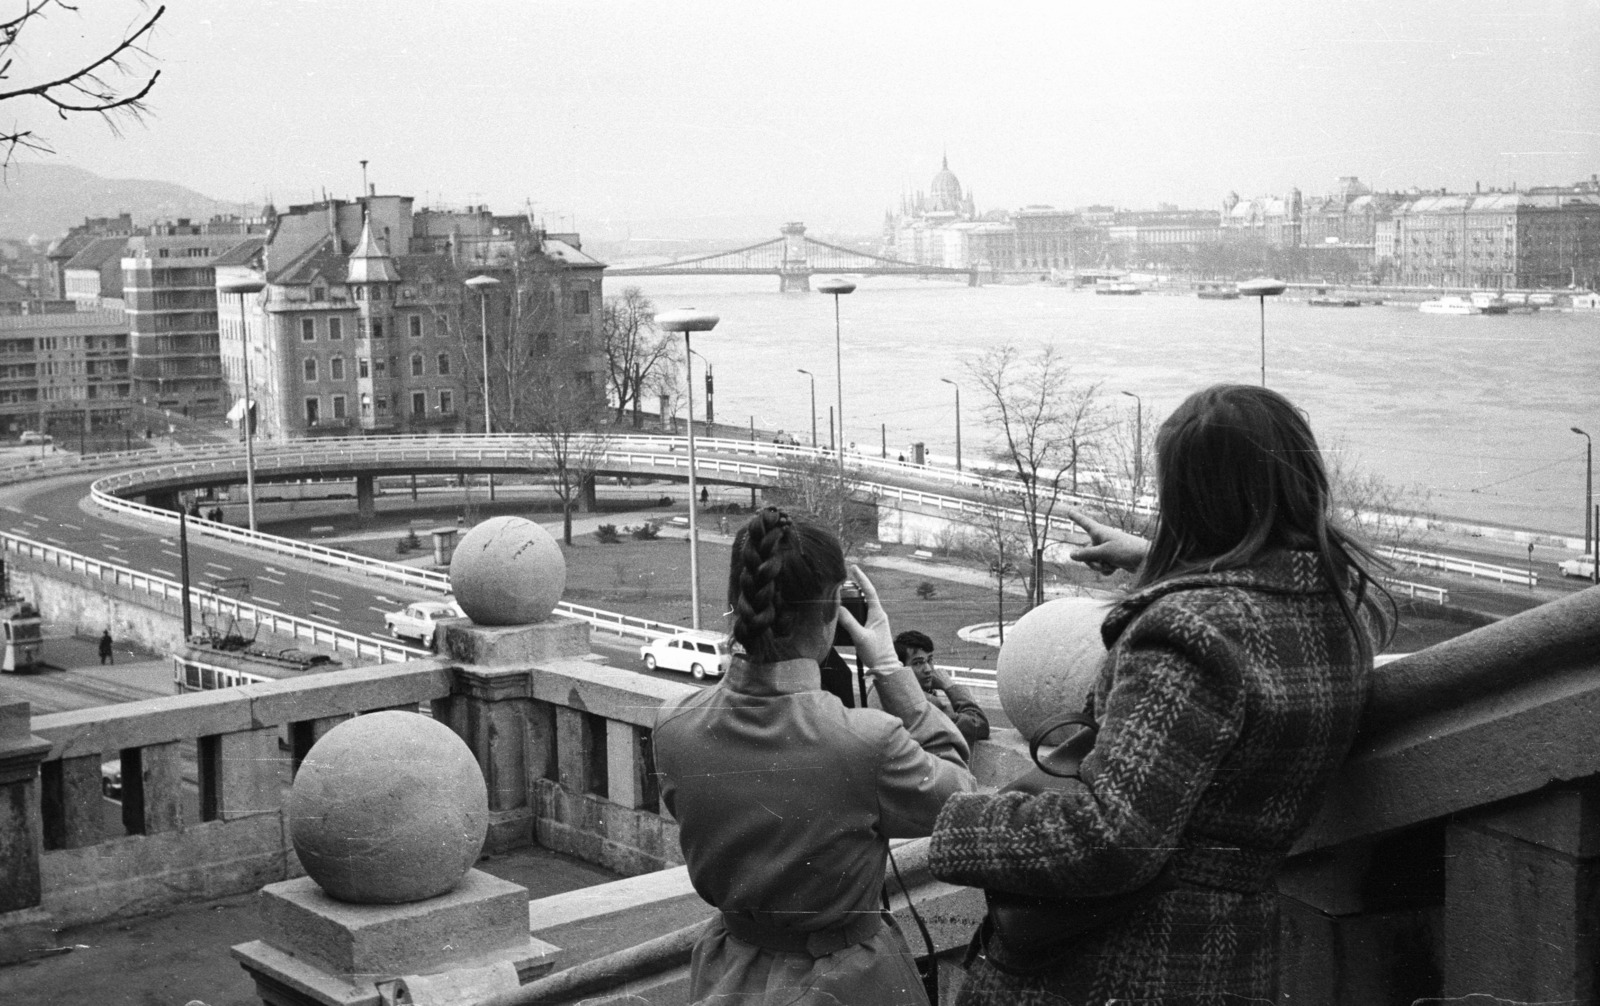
top-left (1027, 712), bottom-right (1098, 778)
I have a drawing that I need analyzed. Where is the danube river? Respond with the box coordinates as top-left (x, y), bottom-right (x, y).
top-left (622, 274), bottom-right (1598, 537)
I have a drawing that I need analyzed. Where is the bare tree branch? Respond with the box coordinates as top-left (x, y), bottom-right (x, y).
top-left (0, 3), bottom-right (164, 168)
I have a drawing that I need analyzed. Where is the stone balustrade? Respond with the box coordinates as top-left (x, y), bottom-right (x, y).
top-left (0, 617), bottom-right (697, 939)
top-left (4, 584), bottom-right (1599, 1003)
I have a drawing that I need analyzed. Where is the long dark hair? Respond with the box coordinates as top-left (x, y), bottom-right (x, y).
top-left (727, 506), bottom-right (847, 663)
top-left (1139, 384), bottom-right (1393, 656)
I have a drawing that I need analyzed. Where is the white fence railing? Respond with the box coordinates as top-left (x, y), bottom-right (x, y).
top-left (1379, 546), bottom-right (1535, 588)
top-left (1, 532), bottom-right (425, 665)
top-left (1381, 577), bottom-right (1450, 604)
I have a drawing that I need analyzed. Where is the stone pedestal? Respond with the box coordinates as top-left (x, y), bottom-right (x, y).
top-left (0, 699), bottom-right (55, 964)
top-left (433, 621), bottom-right (588, 853)
top-left (233, 869), bottom-right (557, 1006)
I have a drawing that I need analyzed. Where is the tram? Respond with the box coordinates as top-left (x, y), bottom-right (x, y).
top-left (173, 642), bottom-right (340, 693)
top-left (1, 600), bottom-right (43, 672)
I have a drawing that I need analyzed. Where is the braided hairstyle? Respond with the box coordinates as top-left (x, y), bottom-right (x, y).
top-left (726, 506), bottom-right (847, 663)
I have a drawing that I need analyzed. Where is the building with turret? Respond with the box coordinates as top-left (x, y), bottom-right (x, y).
top-left (219, 194), bottom-right (604, 441)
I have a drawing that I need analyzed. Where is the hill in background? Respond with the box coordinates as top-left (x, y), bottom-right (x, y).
top-left (0, 163), bottom-right (249, 242)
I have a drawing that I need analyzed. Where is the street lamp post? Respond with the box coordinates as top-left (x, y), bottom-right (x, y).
top-left (940, 377), bottom-right (962, 472)
top-left (1122, 390), bottom-right (1143, 507)
top-left (657, 308), bottom-right (721, 630)
top-left (1575, 426), bottom-right (1594, 582)
top-left (817, 277), bottom-right (856, 481)
top-left (465, 275), bottom-right (501, 436)
top-left (466, 275), bottom-right (501, 504)
top-left (796, 369), bottom-right (817, 447)
top-left (219, 278), bottom-right (266, 532)
top-left (1238, 277), bottom-right (1287, 386)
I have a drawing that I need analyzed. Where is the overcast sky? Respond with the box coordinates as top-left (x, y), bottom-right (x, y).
top-left (9, 0), bottom-right (1600, 238)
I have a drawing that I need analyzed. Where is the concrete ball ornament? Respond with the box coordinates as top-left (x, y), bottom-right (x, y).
top-left (996, 597), bottom-right (1112, 739)
top-left (288, 711), bottom-right (489, 903)
top-left (448, 515), bottom-right (567, 625)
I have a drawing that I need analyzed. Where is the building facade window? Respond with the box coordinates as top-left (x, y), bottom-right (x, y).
top-left (412, 391), bottom-right (426, 415)
top-left (360, 393), bottom-right (372, 415)
top-left (437, 353), bottom-right (450, 375)
top-left (572, 289), bottom-right (590, 315)
top-left (374, 358), bottom-right (386, 376)
top-left (328, 317), bottom-right (343, 340)
top-left (372, 319), bottom-right (384, 339)
top-left (411, 353), bottom-right (424, 377)
top-left (305, 398), bottom-right (320, 424)
top-left (439, 390), bottom-right (453, 414)
top-left (301, 318), bottom-right (316, 341)
top-left (304, 358), bottom-right (317, 381)
top-left (332, 395), bottom-right (346, 419)
top-left (410, 315), bottom-right (422, 338)
top-left (330, 357), bottom-right (344, 381)
top-left (359, 358), bottom-right (370, 379)
top-left (376, 396), bottom-right (389, 414)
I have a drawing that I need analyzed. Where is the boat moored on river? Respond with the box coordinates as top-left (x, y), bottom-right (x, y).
top-left (1418, 296), bottom-right (1481, 315)
top-left (1196, 282), bottom-right (1239, 300)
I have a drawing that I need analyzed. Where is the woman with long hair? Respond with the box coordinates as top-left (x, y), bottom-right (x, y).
top-left (930, 383), bottom-right (1392, 1004)
top-left (654, 506), bottom-right (975, 1005)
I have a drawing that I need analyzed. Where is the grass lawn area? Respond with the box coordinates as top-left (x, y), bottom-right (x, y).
top-left (321, 499), bottom-right (1472, 671)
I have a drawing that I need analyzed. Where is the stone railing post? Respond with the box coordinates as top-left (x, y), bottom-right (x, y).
top-left (436, 617), bottom-right (589, 853)
top-left (0, 699), bottom-right (53, 964)
top-left (1443, 781), bottom-right (1600, 1000)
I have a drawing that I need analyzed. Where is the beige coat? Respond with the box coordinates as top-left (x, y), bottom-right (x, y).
top-left (654, 657), bottom-right (974, 1005)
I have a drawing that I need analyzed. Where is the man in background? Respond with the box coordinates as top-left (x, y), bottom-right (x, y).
top-left (893, 630), bottom-right (989, 746)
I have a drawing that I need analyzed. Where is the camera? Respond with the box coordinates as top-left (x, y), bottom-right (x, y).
top-left (834, 580), bottom-right (869, 645)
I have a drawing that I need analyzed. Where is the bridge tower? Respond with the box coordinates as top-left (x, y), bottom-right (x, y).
top-left (779, 222), bottom-right (811, 292)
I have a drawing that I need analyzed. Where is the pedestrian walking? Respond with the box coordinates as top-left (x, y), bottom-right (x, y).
top-left (98, 629), bottom-right (114, 665)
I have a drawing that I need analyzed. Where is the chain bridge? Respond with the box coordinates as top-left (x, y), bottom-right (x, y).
top-left (608, 222), bottom-right (979, 291)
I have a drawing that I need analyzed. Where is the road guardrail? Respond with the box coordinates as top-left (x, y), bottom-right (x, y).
top-left (0, 531), bottom-right (425, 665)
top-left (1379, 546), bottom-right (1536, 588)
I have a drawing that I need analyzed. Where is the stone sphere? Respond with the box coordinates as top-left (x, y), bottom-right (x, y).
top-left (449, 515), bottom-right (566, 625)
top-left (996, 598), bottom-right (1113, 739)
top-left (288, 711), bottom-right (488, 904)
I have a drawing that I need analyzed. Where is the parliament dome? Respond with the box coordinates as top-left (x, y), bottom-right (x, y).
top-left (930, 156), bottom-right (963, 212)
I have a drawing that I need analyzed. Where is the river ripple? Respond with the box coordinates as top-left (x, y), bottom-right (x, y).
top-left (624, 275), bottom-right (1599, 535)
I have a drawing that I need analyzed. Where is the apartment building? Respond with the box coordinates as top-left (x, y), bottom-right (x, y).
top-left (123, 218), bottom-right (265, 416)
top-left (0, 309), bottom-right (132, 439)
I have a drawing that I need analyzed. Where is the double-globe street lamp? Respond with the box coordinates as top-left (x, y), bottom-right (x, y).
top-left (940, 377), bottom-right (962, 472)
top-left (797, 369), bottom-right (817, 447)
top-left (219, 278), bottom-right (266, 532)
top-left (817, 277), bottom-right (855, 481)
top-left (1575, 426), bottom-right (1596, 583)
top-left (657, 308), bottom-right (721, 630)
top-left (1239, 276), bottom-right (1287, 386)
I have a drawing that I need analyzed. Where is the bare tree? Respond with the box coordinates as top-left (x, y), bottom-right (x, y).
top-left (1085, 399), bottom-right (1161, 536)
top-left (1, 2), bottom-right (165, 167)
top-left (766, 452), bottom-right (877, 558)
top-left (601, 286), bottom-right (673, 428)
top-left (967, 343), bottom-right (1104, 605)
top-left (1324, 438), bottom-right (1437, 553)
top-left (962, 485), bottom-right (1031, 644)
top-left (522, 348), bottom-right (610, 545)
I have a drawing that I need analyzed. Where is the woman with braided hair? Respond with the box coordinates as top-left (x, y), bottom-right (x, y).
top-left (653, 506), bottom-right (975, 1006)
top-left (929, 384), bottom-right (1393, 1005)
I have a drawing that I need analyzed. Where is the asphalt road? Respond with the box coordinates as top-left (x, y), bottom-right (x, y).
top-left (1, 444), bottom-right (1589, 714)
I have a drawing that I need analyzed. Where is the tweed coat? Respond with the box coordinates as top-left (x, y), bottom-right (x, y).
top-left (654, 656), bottom-right (975, 1006)
top-left (930, 550), bottom-right (1372, 1005)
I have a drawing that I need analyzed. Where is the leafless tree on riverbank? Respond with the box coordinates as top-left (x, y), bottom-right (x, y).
top-left (601, 287), bottom-right (675, 428)
top-left (967, 343), bottom-right (1105, 605)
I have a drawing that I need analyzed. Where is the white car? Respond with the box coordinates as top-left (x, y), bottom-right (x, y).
top-left (384, 598), bottom-right (466, 648)
top-left (18, 430), bottom-right (51, 445)
top-left (640, 632), bottom-right (731, 679)
top-left (1559, 556), bottom-right (1596, 579)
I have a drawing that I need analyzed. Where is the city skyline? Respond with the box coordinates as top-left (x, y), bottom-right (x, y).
top-left (2, 0), bottom-right (1597, 240)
